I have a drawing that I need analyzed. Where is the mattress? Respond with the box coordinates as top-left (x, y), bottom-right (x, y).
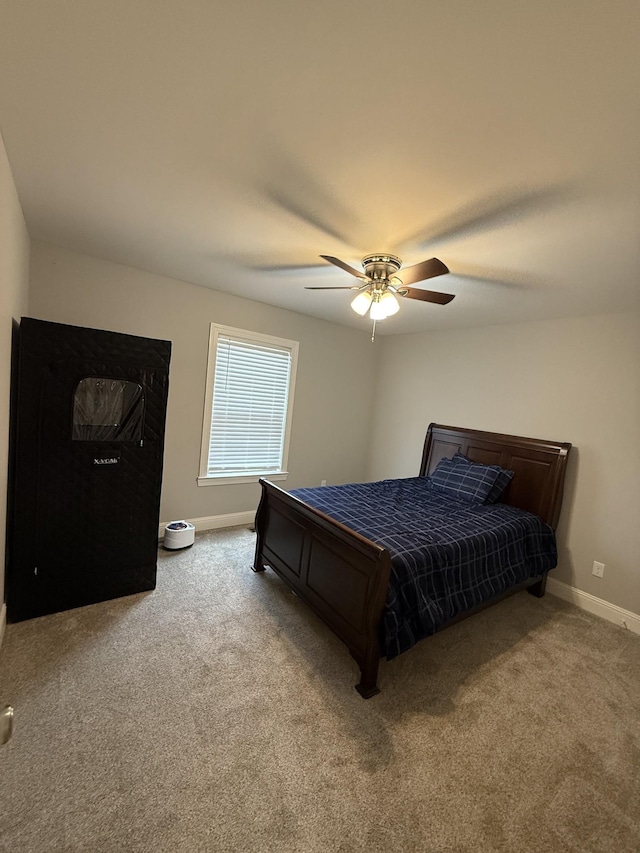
top-left (290, 477), bottom-right (558, 658)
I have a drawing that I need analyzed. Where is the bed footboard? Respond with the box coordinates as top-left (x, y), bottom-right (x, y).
top-left (253, 479), bottom-right (392, 697)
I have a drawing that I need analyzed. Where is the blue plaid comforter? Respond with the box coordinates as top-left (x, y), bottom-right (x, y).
top-left (290, 477), bottom-right (557, 658)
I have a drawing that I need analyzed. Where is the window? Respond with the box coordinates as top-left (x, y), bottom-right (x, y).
top-left (72, 377), bottom-right (144, 442)
top-left (198, 324), bottom-right (299, 485)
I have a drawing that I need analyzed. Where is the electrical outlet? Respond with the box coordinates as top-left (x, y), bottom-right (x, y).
top-left (320, 479), bottom-right (327, 487)
top-left (592, 561), bottom-right (605, 578)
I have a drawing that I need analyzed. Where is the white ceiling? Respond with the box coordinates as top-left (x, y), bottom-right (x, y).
top-left (1, 0), bottom-right (639, 335)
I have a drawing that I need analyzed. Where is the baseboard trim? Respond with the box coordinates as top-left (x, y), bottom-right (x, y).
top-left (158, 511), bottom-right (255, 539)
top-left (0, 603), bottom-right (6, 650)
top-left (547, 577), bottom-right (640, 635)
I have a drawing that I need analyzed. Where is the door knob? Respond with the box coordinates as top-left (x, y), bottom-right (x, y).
top-left (1, 705), bottom-right (14, 745)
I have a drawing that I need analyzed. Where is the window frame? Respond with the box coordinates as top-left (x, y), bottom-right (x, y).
top-left (197, 323), bottom-right (299, 486)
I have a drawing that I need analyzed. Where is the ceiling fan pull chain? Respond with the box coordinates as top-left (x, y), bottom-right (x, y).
top-left (371, 319), bottom-right (377, 343)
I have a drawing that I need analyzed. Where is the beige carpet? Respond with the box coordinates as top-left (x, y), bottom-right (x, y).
top-left (0, 527), bottom-right (638, 853)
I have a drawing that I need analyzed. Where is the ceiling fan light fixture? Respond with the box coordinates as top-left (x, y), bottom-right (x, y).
top-left (379, 291), bottom-right (400, 317)
top-left (369, 294), bottom-right (388, 321)
top-left (369, 291), bottom-right (400, 321)
top-left (351, 290), bottom-right (373, 316)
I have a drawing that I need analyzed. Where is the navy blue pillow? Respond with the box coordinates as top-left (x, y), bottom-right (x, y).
top-left (452, 452), bottom-right (514, 503)
top-left (429, 456), bottom-right (503, 504)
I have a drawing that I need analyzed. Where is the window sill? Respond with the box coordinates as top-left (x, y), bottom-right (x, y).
top-left (197, 472), bottom-right (289, 487)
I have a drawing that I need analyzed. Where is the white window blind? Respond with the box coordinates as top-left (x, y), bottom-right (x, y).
top-left (199, 326), bottom-right (298, 484)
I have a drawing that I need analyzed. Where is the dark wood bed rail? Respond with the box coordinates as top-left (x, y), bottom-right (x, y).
top-left (253, 480), bottom-right (392, 697)
top-left (253, 423), bottom-right (572, 698)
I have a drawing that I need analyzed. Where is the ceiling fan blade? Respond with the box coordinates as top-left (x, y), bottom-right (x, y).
top-left (320, 255), bottom-right (368, 281)
top-left (400, 287), bottom-right (455, 305)
top-left (396, 258), bottom-right (449, 286)
top-left (304, 286), bottom-right (361, 290)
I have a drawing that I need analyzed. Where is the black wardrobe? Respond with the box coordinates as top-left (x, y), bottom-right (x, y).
top-left (7, 318), bottom-right (171, 622)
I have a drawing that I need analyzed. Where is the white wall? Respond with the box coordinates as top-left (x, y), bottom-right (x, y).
top-left (367, 313), bottom-right (640, 616)
top-left (22, 239), bottom-right (640, 620)
top-left (0, 131), bottom-right (30, 616)
top-left (29, 242), bottom-right (377, 522)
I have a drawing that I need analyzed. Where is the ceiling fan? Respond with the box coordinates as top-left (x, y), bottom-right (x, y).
top-left (306, 254), bottom-right (454, 334)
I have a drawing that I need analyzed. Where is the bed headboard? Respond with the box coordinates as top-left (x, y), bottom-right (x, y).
top-left (419, 423), bottom-right (572, 528)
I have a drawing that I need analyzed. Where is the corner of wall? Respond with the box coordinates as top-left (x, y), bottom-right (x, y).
top-left (0, 128), bottom-right (31, 617)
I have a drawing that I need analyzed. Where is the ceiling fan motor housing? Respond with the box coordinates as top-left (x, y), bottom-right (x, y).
top-left (361, 254), bottom-right (402, 285)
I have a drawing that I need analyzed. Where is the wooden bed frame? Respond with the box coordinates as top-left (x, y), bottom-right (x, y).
top-left (252, 423), bottom-right (571, 698)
